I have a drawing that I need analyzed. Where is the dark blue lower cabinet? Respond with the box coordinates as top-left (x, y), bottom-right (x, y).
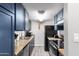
top-left (29, 38), bottom-right (34, 56)
top-left (23, 44), bottom-right (29, 56)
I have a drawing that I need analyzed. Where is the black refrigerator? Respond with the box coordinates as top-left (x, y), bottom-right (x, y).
top-left (44, 25), bottom-right (57, 51)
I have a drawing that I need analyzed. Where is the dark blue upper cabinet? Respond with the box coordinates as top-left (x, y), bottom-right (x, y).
top-left (0, 4), bottom-right (14, 56)
top-left (0, 3), bottom-right (15, 14)
top-left (15, 3), bottom-right (25, 31)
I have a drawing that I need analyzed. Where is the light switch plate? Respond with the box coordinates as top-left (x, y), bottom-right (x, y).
top-left (74, 33), bottom-right (79, 42)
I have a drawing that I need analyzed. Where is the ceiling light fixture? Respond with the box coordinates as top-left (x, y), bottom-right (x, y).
top-left (38, 10), bottom-right (45, 14)
top-left (35, 10), bottom-right (47, 22)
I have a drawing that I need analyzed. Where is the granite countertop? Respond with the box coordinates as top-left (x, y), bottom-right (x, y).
top-left (48, 37), bottom-right (61, 40)
top-left (58, 48), bottom-right (64, 56)
top-left (14, 36), bottom-right (33, 55)
top-left (48, 37), bottom-right (64, 56)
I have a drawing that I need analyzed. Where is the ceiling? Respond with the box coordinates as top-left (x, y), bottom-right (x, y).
top-left (23, 3), bottom-right (64, 22)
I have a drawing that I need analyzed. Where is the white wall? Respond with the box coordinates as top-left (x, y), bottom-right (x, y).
top-left (65, 3), bottom-right (79, 56)
top-left (64, 4), bottom-right (68, 56)
top-left (68, 3), bottom-right (79, 56)
top-left (31, 20), bottom-right (54, 46)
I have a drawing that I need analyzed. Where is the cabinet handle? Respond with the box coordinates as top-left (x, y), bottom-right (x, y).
top-left (53, 45), bottom-right (57, 49)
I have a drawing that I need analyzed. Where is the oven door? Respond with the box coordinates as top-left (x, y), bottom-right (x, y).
top-left (49, 41), bottom-right (58, 56)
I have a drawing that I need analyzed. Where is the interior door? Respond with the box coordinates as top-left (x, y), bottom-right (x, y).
top-left (0, 11), bottom-right (12, 56)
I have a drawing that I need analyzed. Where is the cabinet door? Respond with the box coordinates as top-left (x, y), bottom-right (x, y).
top-left (15, 4), bottom-right (25, 31)
top-left (54, 9), bottom-right (63, 24)
top-left (0, 11), bottom-right (13, 56)
top-left (0, 3), bottom-right (15, 13)
top-left (23, 44), bottom-right (29, 56)
top-left (57, 10), bottom-right (63, 22)
top-left (29, 38), bottom-right (34, 55)
top-left (29, 42), bottom-right (32, 56)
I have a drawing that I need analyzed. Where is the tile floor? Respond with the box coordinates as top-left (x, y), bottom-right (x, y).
top-left (31, 46), bottom-right (49, 56)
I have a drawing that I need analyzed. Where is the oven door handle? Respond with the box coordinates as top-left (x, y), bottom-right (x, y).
top-left (53, 45), bottom-right (57, 49)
